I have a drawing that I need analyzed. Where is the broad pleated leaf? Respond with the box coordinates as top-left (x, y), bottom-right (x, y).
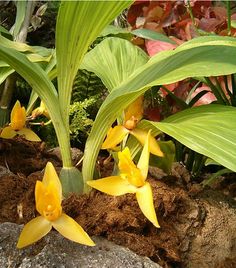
top-left (56, 1), bottom-right (132, 129)
top-left (17, 216), bottom-right (51, 248)
top-left (82, 36), bottom-right (236, 182)
top-left (52, 213), bottom-right (95, 246)
top-left (81, 37), bottom-right (148, 92)
top-left (148, 105), bottom-right (236, 172)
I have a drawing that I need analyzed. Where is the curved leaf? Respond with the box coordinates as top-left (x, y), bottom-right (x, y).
top-left (149, 105), bottom-right (236, 172)
top-left (56, 1), bottom-right (132, 129)
top-left (81, 37), bottom-right (149, 92)
top-left (82, 36), bottom-right (236, 183)
top-left (132, 28), bottom-right (176, 44)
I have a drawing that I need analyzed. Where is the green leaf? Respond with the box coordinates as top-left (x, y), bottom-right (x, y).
top-left (82, 36), bottom-right (236, 182)
top-left (0, 44), bottom-right (74, 169)
top-left (132, 28), bottom-right (176, 44)
top-left (150, 105), bottom-right (236, 172)
top-left (56, 1), bottom-right (132, 130)
top-left (0, 34), bottom-right (34, 52)
top-left (12, 1), bottom-right (27, 37)
top-left (0, 67), bottom-right (14, 86)
top-left (0, 26), bottom-right (12, 39)
top-left (149, 141), bottom-right (175, 174)
top-left (231, 20), bottom-right (236, 29)
top-left (81, 37), bottom-right (149, 92)
top-left (100, 25), bottom-right (130, 37)
top-left (202, 168), bottom-right (233, 186)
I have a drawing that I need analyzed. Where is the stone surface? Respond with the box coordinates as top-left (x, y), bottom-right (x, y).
top-left (0, 222), bottom-right (162, 268)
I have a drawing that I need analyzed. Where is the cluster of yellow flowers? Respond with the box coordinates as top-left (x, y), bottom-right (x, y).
top-left (2, 99), bottom-right (161, 248)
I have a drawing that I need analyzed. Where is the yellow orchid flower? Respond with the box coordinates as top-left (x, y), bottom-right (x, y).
top-left (0, 100), bottom-right (41, 142)
top-left (17, 162), bottom-right (95, 248)
top-left (102, 96), bottom-right (163, 157)
top-left (31, 101), bottom-right (50, 119)
top-left (88, 131), bottom-right (160, 228)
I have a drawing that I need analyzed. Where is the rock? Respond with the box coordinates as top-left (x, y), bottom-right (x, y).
top-left (175, 189), bottom-right (236, 268)
top-left (0, 222), bottom-right (162, 268)
top-left (47, 147), bottom-right (83, 166)
top-left (183, 190), bottom-right (236, 268)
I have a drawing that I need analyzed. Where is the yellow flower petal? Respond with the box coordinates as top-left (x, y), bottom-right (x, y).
top-left (130, 128), bottom-right (164, 157)
top-left (17, 128), bottom-right (41, 142)
top-left (35, 181), bottom-right (62, 221)
top-left (42, 162), bottom-right (62, 200)
top-left (10, 100), bottom-right (26, 130)
top-left (137, 130), bottom-right (150, 180)
top-left (118, 147), bottom-right (136, 174)
top-left (87, 176), bottom-right (137, 196)
top-left (31, 101), bottom-right (50, 119)
top-left (35, 180), bottom-right (45, 206)
top-left (136, 182), bottom-right (160, 228)
top-left (52, 213), bottom-right (95, 246)
top-left (101, 125), bottom-right (129, 149)
top-left (118, 147), bottom-right (144, 187)
top-left (17, 216), bottom-right (52, 248)
top-left (124, 96), bottom-right (144, 127)
top-left (0, 126), bottom-right (16, 139)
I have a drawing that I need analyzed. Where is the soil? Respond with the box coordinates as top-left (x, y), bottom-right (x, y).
top-left (1, 137), bottom-right (236, 268)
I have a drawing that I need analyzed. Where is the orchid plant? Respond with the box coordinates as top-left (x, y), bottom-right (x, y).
top-left (0, 1), bottom-right (133, 196)
top-left (17, 162), bottom-right (94, 248)
top-left (81, 36), bottom-right (236, 186)
top-left (0, 100), bottom-right (41, 142)
top-left (102, 96), bottom-right (163, 158)
top-left (88, 131), bottom-right (159, 228)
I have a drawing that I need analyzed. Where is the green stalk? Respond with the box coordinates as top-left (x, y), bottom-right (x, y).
top-left (226, 1), bottom-right (231, 36)
top-left (0, 73), bottom-right (16, 126)
top-left (186, 0), bottom-right (196, 27)
top-left (185, 149), bottom-right (195, 171)
top-left (201, 168), bottom-right (232, 186)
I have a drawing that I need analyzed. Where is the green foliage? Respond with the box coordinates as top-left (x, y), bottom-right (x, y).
top-left (69, 99), bottom-right (95, 144)
top-left (70, 69), bottom-right (107, 148)
top-left (0, 1), bottom-right (133, 196)
top-left (73, 69), bottom-right (106, 102)
top-left (82, 36), bottom-right (236, 183)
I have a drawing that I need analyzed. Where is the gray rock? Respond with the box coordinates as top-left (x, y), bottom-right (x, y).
top-left (0, 222), bottom-right (162, 268)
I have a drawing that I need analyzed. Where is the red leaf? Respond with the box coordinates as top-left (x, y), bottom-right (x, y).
top-left (145, 40), bottom-right (177, 56)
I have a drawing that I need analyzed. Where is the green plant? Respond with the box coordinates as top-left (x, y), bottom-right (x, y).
top-left (81, 36), bottom-right (236, 190)
top-left (0, 1), bottom-right (133, 196)
top-left (69, 99), bottom-right (95, 146)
